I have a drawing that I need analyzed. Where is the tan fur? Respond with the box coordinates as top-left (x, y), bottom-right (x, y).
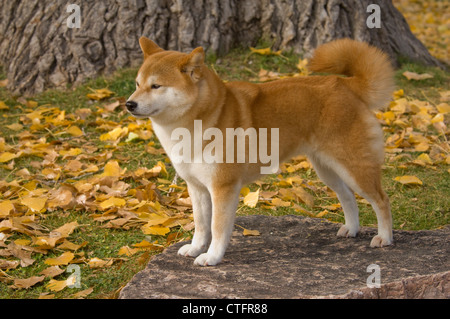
top-left (128, 37), bottom-right (395, 266)
top-left (309, 38), bottom-right (395, 110)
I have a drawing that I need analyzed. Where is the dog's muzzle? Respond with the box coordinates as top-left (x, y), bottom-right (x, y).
top-left (126, 101), bottom-right (138, 112)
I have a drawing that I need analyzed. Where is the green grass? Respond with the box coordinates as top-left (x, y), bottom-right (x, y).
top-left (0, 46), bottom-right (449, 299)
top-left (2, 212), bottom-right (148, 299)
top-left (237, 162), bottom-right (449, 231)
top-left (395, 57), bottom-right (449, 103)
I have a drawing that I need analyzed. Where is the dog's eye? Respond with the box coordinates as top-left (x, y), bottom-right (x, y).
top-left (151, 84), bottom-right (161, 90)
top-left (136, 81), bottom-right (140, 88)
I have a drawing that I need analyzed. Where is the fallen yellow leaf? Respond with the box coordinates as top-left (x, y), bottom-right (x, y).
top-left (39, 266), bottom-right (65, 278)
top-left (67, 126), bottom-right (84, 137)
top-left (51, 221), bottom-right (79, 238)
top-left (118, 246), bottom-right (140, 257)
top-left (14, 238), bottom-right (31, 246)
top-left (296, 58), bottom-right (310, 75)
top-left (133, 240), bottom-right (157, 248)
top-left (156, 161), bottom-right (169, 178)
top-left (99, 197), bottom-right (126, 210)
top-left (417, 153), bottom-right (433, 165)
top-left (394, 176), bottom-right (423, 186)
top-left (440, 91), bottom-right (450, 102)
top-left (240, 187), bottom-right (250, 197)
top-left (243, 189), bottom-right (260, 208)
top-left (57, 240), bottom-right (87, 251)
top-left (44, 252), bottom-right (75, 266)
top-left (13, 276), bottom-right (45, 289)
top-left (21, 196), bottom-right (47, 212)
top-left (140, 216), bottom-right (170, 227)
top-left (271, 197), bottom-right (292, 207)
top-left (383, 111), bottom-right (396, 123)
top-left (88, 257), bottom-right (114, 269)
top-left (47, 187), bottom-right (74, 209)
top-left (100, 127), bottom-right (128, 142)
top-left (46, 279), bottom-right (68, 292)
top-left (125, 132), bottom-right (140, 143)
top-left (250, 47), bottom-right (282, 56)
top-left (59, 148), bottom-right (82, 157)
top-left (33, 236), bottom-right (59, 249)
top-left (0, 200), bottom-right (14, 217)
top-left (242, 228), bottom-right (261, 236)
top-left (393, 89), bottom-right (404, 99)
top-left (316, 210), bottom-right (329, 218)
top-left (431, 113), bottom-right (444, 124)
top-left (319, 203), bottom-right (341, 211)
top-left (414, 142), bottom-right (430, 152)
top-left (87, 88), bottom-right (114, 100)
top-left (0, 219), bottom-right (13, 232)
top-left (389, 98), bottom-right (409, 114)
top-left (26, 100), bottom-right (39, 108)
top-left (0, 101), bottom-right (9, 110)
top-left (102, 160), bottom-right (123, 177)
top-left (291, 187), bottom-right (315, 207)
top-left (0, 152), bottom-right (17, 163)
top-left (436, 103), bottom-right (450, 114)
top-left (141, 225), bottom-right (171, 236)
top-left (6, 123), bottom-right (23, 131)
top-left (402, 71), bottom-right (434, 81)
top-left (72, 287), bottom-right (94, 299)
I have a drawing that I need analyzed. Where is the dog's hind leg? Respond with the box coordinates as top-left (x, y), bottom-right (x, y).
top-left (352, 168), bottom-right (393, 247)
top-left (349, 167), bottom-right (393, 247)
top-left (310, 157), bottom-right (360, 238)
top-left (313, 154), bottom-right (393, 247)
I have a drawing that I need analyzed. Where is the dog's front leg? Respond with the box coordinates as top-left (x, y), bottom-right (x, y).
top-left (178, 182), bottom-right (212, 258)
top-left (194, 183), bottom-right (241, 266)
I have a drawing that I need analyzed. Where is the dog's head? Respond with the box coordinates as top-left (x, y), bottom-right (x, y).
top-left (126, 37), bottom-right (205, 121)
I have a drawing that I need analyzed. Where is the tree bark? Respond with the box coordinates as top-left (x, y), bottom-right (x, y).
top-left (0, 0), bottom-right (444, 96)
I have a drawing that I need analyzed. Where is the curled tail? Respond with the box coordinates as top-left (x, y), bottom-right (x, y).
top-left (309, 38), bottom-right (395, 110)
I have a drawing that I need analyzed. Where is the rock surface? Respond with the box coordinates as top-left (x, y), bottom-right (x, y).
top-left (119, 215), bottom-right (449, 299)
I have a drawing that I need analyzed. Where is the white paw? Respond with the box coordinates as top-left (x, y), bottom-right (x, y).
top-left (177, 244), bottom-right (206, 258)
top-left (337, 225), bottom-right (359, 238)
top-left (370, 234), bottom-right (393, 248)
top-left (193, 253), bottom-right (222, 267)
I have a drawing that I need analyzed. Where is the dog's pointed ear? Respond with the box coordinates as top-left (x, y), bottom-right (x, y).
top-left (179, 47), bottom-right (205, 82)
top-left (139, 36), bottom-right (163, 58)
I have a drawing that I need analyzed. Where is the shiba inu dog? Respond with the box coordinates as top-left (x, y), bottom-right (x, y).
top-left (126, 37), bottom-right (395, 266)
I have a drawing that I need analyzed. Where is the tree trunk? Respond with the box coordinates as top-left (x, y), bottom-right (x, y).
top-left (0, 0), bottom-right (444, 96)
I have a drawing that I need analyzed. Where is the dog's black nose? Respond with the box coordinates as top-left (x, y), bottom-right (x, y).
top-left (126, 101), bottom-right (138, 112)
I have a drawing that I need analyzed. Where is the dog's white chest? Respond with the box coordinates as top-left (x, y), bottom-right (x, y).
top-left (151, 121), bottom-right (215, 187)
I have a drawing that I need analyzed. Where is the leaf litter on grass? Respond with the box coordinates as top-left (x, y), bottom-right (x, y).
top-left (0, 92), bottom-right (193, 297)
top-left (393, 0), bottom-right (450, 65)
top-left (1, 62), bottom-right (448, 297)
